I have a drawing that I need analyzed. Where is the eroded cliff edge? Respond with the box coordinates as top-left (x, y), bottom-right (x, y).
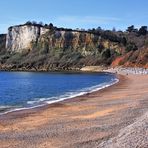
top-left (6, 25), bottom-right (49, 52)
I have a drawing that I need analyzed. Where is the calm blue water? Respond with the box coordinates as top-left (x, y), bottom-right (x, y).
top-left (0, 72), bottom-right (118, 112)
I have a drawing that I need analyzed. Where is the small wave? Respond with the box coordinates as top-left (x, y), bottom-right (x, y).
top-left (27, 78), bottom-right (119, 106)
top-left (0, 105), bottom-right (12, 109)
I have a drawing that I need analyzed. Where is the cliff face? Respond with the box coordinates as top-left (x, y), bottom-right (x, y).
top-left (6, 25), bottom-right (121, 56)
top-left (39, 30), bottom-right (97, 56)
top-left (1, 23), bottom-right (147, 71)
top-left (6, 25), bottom-right (49, 52)
top-left (112, 47), bottom-right (148, 68)
top-left (0, 24), bottom-right (125, 71)
top-left (39, 30), bottom-right (122, 57)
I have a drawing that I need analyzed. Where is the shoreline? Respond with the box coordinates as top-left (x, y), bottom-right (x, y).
top-left (0, 72), bottom-right (119, 117)
top-left (1, 65), bottom-right (147, 116)
top-left (0, 70), bottom-right (147, 147)
top-left (0, 66), bottom-right (148, 74)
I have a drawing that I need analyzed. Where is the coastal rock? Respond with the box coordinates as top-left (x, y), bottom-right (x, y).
top-left (6, 25), bottom-right (49, 52)
top-left (1, 23), bottom-right (147, 70)
top-left (0, 24), bottom-right (124, 71)
top-left (5, 25), bottom-right (120, 56)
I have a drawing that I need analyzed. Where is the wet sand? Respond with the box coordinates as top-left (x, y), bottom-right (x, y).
top-left (0, 74), bottom-right (148, 148)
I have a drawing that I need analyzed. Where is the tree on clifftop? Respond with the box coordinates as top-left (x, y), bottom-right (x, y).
top-left (25, 21), bottom-right (32, 25)
top-left (138, 26), bottom-right (147, 36)
top-left (49, 23), bottom-right (54, 29)
top-left (126, 25), bottom-right (135, 32)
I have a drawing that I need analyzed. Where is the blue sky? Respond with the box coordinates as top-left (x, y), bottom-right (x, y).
top-left (0, 0), bottom-right (148, 33)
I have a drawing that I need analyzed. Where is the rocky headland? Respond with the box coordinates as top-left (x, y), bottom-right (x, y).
top-left (0, 22), bottom-right (148, 71)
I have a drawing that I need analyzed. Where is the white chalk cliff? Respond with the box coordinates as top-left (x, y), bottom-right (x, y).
top-left (5, 24), bottom-right (120, 57)
top-left (6, 25), bottom-right (49, 52)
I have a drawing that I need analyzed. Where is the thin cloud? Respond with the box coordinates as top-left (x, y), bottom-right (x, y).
top-left (57, 16), bottom-right (121, 25)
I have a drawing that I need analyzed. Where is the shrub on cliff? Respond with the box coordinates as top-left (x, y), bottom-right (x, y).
top-left (6, 53), bottom-right (24, 65)
top-left (125, 42), bottom-right (138, 52)
top-left (101, 48), bottom-right (111, 59)
top-left (0, 34), bottom-right (6, 54)
top-left (138, 26), bottom-right (147, 36)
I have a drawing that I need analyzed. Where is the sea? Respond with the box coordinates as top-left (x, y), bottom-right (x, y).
top-left (0, 71), bottom-right (118, 114)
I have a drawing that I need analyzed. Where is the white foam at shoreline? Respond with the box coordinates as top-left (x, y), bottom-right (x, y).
top-left (27, 77), bottom-right (119, 105)
top-left (0, 77), bottom-right (119, 116)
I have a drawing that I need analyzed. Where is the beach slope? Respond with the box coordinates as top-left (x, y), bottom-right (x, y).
top-left (0, 74), bottom-right (148, 148)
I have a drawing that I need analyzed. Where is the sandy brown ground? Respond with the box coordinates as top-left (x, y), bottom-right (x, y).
top-left (0, 74), bottom-right (148, 148)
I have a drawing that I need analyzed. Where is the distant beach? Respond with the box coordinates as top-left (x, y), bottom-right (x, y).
top-left (0, 68), bottom-right (147, 148)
